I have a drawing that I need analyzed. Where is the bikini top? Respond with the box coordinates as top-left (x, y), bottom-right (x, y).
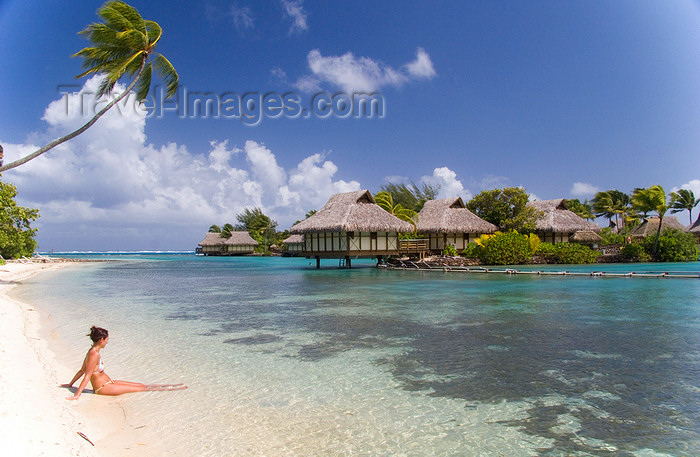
top-left (97, 355), bottom-right (104, 373)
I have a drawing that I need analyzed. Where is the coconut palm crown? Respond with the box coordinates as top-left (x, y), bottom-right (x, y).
top-left (0, 1), bottom-right (177, 173)
top-left (670, 189), bottom-right (699, 225)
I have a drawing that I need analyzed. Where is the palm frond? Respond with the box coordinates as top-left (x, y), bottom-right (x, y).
top-left (144, 20), bottom-right (162, 46)
top-left (108, 1), bottom-right (147, 35)
top-left (99, 2), bottom-right (135, 32)
top-left (153, 53), bottom-right (178, 98)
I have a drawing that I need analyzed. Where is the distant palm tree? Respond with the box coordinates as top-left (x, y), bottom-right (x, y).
top-left (591, 190), bottom-right (630, 232)
top-left (220, 223), bottom-right (235, 239)
top-left (670, 189), bottom-right (699, 225)
top-left (0, 1), bottom-right (178, 172)
top-left (208, 225), bottom-right (222, 233)
top-left (632, 185), bottom-right (668, 254)
top-left (374, 191), bottom-right (418, 230)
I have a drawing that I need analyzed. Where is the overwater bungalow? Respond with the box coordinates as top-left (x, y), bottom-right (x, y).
top-left (527, 199), bottom-right (601, 244)
top-left (290, 190), bottom-right (414, 267)
top-left (281, 234), bottom-right (305, 256)
top-left (416, 197), bottom-right (498, 253)
top-left (197, 232), bottom-right (226, 255)
top-left (629, 216), bottom-right (686, 240)
top-left (197, 231), bottom-right (258, 255)
top-left (224, 231), bottom-right (259, 254)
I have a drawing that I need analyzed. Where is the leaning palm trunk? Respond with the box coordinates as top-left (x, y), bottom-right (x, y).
top-left (0, 1), bottom-right (177, 174)
top-left (0, 56), bottom-right (146, 173)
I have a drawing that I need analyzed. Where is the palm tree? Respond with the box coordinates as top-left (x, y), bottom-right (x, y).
top-left (591, 190), bottom-right (630, 232)
top-left (670, 189), bottom-right (699, 225)
top-left (374, 191), bottom-right (418, 231)
top-left (208, 225), bottom-right (222, 233)
top-left (220, 223), bottom-right (235, 239)
top-left (0, 1), bottom-right (178, 173)
top-left (632, 185), bottom-right (668, 254)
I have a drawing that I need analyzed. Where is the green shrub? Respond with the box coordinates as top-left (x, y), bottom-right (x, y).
top-left (642, 229), bottom-right (699, 262)
top-left (621, 243), bottom-right (650, 262)
top-left (599, 227), bottom-right (624, 246)
top-left (479, 231), bottom-right (531, 265)
top-left (536, 242), bottom-right (598, 264)
top-left (443, 244), bottom-right (458, 256)
top-left (535, 242), bottom-right (557, 257)
top-left (461, 242), bottom-right (482, 259)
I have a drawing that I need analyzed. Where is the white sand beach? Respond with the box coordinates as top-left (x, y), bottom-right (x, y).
top-left (0, 260), bottom-right (155, 457)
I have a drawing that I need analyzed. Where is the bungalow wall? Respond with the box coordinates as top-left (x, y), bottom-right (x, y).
top-left (427, 233), bottom-right (477, 252)
top-left (303, 231), bottom-right (400, 257)
top-left (285, 243), bottom-right (305, 252)
top-left (226, 244), bottom-right (256, 254)
top-left (537, 232), bottom-right (571, 244)
top-left (201, 245), bottom-right (225, 254)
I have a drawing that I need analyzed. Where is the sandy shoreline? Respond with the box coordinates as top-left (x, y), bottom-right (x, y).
top-left (0, 260), bottom-right (156, 456)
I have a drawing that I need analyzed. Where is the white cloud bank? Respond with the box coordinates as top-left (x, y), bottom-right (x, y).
top-left (570, 182), bottom-right (600, 197)
top-left (298, 47), bottom-right (437, 93)
top-left (420, 167), bottom-right (472, 201)
top-left (1, 77), bottom-right (360, 251)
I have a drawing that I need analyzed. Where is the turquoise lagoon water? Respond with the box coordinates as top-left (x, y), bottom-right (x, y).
top-left (14, 255), bottom-right (700, 456)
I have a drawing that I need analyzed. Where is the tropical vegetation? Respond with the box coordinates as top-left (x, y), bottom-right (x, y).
top-left (0, 180), bottom-right (39, 259)
top-left (466, 187), bottom-right (542, 232)
top-left (0, 1), bottom-right (178, 172)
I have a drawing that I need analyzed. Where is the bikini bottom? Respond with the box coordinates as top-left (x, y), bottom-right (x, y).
top-left (95, 379), bottom-right (114, 394)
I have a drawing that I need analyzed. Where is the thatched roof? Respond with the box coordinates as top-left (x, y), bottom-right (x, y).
top-left (571, 230), bottom-right (603, 243)
top-left (290, 190), bottom-right (414, 234)
top-left (527, 199), bottom-right (601, 233)
top-left (282, 234), bottom-right (304, 244)
top-left (224, 231), bottom-right (258, 246)
top-left (199, 232), bottom-right (226, 246)
top-left (629, 216), bottom-right (686, 238)
top-left (688, 217), bottom-right (700, 234)
top-left (416, 197), bottom-right (498, 234)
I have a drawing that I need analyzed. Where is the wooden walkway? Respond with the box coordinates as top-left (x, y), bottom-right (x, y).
top-left (380, 261), bottom-right (700, 279)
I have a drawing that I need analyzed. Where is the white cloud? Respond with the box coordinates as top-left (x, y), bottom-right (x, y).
top-left (571, 182), bottom-right (600, 197)
top-left (230, 5), bottom-right (255, 34)
top-left (405, 48), bottom-right (436, 79)
top-left (420, 167), bottom-right (471, 201)
top-left (1, 76), bottom-right (360, 251)
top-left (671, 179), bottom-right (700, 196)
top-left (280, 0), bottom-right (308, 33)
top-left (299, 48), bottom-right (435, 93)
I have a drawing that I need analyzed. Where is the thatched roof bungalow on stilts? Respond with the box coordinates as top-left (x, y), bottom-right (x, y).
top-left (527, 199), bottom-right (601, 244)
top-left (416, 197), bottom-right (498, 253)
top-left (197, 231), bottom-right (258, 255)
top-left (281, 234), bottom-right (305, 256)
top-left (197, 232), bottom-right (227, 255)
top-left (290, 190), bottom-right (414, 268)
top-left (629, 216), bottom-right (686, 240)
top-left (224, 231), bottom-right (259, 255)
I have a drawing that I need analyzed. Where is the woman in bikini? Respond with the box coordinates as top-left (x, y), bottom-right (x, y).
top-left (64, 326), bottom-right (186, 399)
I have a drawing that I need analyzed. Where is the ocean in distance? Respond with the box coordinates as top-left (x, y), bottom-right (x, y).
top-left (14, 254), bottom-right (700, 456)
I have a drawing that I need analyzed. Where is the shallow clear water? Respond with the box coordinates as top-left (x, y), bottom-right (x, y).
top-left (15, 256), bottom-right (700, 456)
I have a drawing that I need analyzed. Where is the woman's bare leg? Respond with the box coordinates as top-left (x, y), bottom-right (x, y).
top-left (94, 381), bottom-right (147, 396)
top-left (94, 380), bottom-right (187, 395)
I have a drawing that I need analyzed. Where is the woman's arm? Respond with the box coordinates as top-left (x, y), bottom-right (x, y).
top-left (66, 351), bottom-right (98, 400)
top-left (62, 369), bottom-right (85, 388)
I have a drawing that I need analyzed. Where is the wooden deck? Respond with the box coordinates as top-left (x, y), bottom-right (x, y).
top-left (380, 261), bottom-right (700, 279)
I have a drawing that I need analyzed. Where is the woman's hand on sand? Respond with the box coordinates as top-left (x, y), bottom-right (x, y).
top-left (66, 395), bottom-right (79, 401)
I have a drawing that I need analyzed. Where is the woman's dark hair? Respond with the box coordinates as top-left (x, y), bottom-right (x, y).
top-left (88, 326), bottom-right (109, 343)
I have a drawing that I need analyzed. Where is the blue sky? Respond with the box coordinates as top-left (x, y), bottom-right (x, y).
top-left (1, 0), bottom-right (699, 251)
